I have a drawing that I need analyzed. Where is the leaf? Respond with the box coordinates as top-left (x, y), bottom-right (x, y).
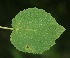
top-left (10, 7), bottom-right (66, 54)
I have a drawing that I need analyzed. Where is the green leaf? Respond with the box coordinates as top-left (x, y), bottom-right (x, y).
top-left (10, 7), bottom-right (66, 54)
